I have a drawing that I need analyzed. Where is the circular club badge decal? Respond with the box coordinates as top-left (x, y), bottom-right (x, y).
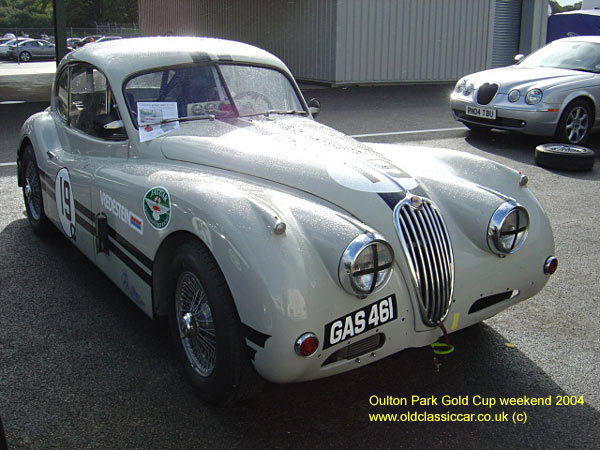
top-left (143, 187), bottom-right (171, 230)
top-left (55, 168), bottom-right (76, 238)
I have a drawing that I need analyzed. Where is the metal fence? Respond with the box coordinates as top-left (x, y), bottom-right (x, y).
top-left (0, 23), bottom-right (139, 42)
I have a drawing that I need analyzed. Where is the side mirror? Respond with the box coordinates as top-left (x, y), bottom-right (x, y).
top-left (308, 98), bottom-right (321, 119)
top-left (514, 54), bottom-right (525, 63)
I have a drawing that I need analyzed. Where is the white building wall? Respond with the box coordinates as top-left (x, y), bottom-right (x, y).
top-left (139, 0), bottom-right (549, 85)
top-left (334, 0), bottom-right (492, 84)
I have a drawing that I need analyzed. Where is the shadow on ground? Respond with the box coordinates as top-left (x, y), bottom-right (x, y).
top-left (0, 218), bottom-right (598, 450)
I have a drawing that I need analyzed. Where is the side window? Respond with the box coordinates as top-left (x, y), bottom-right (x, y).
top-left (55, 68), bottom-right (69, 121)
top-left (69, 64), bottom-right (125, 140)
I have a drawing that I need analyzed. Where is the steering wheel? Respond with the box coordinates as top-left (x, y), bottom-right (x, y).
top-left (233, 91), bottom-right (273, 111)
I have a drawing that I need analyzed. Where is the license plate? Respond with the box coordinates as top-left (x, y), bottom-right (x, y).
top-left (466, 105), bottom-right (496, 120)
top-left (324, 294), bottom-right (397, 349)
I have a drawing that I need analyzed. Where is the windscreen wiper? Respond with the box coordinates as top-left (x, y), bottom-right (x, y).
top-left (141, 114), bottom-right (215, 127)
top-left (570, 67), bottom-right (600, 74)
top-left (239, 110), bottom-right (308, 118)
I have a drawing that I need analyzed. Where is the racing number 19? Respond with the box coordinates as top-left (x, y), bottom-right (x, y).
top-left (55, 168), bottom-right (76, 238)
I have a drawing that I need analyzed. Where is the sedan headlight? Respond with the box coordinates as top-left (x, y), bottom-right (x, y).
top-left (487, 202), bottom-right (529, 256)
top-left (525, 88), bottom-right (543, 105)
top-left (508, 89), bottom-right (520, 102)
top-left (339, 233), bottom-right (394, 298)
top-left (455, 79), bottom-right (466, 94)
top-left (464, 83), bottom-right (475, 96)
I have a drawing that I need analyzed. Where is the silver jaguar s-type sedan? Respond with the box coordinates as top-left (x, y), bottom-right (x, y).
top-left (451, 36), bottom-right (600, 144)
top-left (18, 37), bottom-right (557, 405)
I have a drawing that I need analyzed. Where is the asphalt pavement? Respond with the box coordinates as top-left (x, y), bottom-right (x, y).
top-left (0, 61), bottom-right (599, 450)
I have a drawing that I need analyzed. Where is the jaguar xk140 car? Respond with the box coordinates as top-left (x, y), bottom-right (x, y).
top-left (451, 35), bottom-right (600, 145)
top-left (18, 37), bottom-right (557, 405)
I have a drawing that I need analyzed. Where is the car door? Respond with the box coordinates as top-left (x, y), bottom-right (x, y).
top-left (62, 63), bottom-right (153, 315)
top-left (39, 40), bottom-right (55, 58)
top-left (50, 63), bottom-right (129, 260)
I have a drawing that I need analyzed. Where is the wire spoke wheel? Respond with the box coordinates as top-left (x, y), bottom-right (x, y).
top-left (24, 161), bottom-right (42, 221)
top-left (175, 271), bottom-right (216, 377)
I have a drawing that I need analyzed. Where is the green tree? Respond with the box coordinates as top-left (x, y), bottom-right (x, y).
top-left (0, 0), bottom-right (138, 29)
top-left (0, 0), bottom-right (53, 28)
top-left (549, 1), bottom-right (582, 14)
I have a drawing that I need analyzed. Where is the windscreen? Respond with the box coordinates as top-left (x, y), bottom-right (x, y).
top-left (520, 41), bottom-right (600, 73)
top-left (124, 63), bottom-right (305, 126)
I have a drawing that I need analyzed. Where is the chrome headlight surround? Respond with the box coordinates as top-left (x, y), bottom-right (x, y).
top-left (339, 232), bottom-right (394, 298)
top-left (464, 82), bottom-right (475, 96)
top-left (455, 79), bottom-right (466, 94)
top-left (525, 88), bottom-right (543, 105)
top-left (508, 89), bottom-right (520, 103)
top-left (487, 202), bottom-right (529, 256)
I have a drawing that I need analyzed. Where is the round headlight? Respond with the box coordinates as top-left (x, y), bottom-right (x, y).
top-left (508, 89), bottom-right (520, 102)
top-left (488, 202), bottom-right (529, 255)
top-left (339, 233), bottom-right (394, 298)
top-left (464, 83), bottom-right (474, 96)
top-left (525, 88), bottom-right (543, 105)
top-left (455, 79), bottom-right (466, 94)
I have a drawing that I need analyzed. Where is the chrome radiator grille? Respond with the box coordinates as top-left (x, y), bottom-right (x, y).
top-left (394, 198), bottom-right (454, 327)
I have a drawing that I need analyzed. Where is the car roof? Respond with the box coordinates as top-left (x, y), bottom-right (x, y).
top-left (554, 35), bottom-right (600, 44)
top-left (60, 37), bottom-right (289, 86)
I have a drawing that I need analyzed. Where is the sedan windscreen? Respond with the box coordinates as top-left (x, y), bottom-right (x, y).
top-left (520, 41), bottom-right (600, 73)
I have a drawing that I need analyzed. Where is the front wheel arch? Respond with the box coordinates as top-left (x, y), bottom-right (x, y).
top-left (152, 230), bottom-right (204, 317)
top-left (555, 97), bottom-right (595, 144)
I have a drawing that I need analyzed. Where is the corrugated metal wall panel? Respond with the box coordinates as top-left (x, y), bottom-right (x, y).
top-left (196, 0), bottom-right (336, 83)
top-left (335, 0), bottom-right (492, 84)
top-left (139, 0), bottom-right (201, 36)
top-left (492, 0), bottom-right (523, 67)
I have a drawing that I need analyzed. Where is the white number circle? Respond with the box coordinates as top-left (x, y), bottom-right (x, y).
top-left (55, 168), bottom-right (76, 238)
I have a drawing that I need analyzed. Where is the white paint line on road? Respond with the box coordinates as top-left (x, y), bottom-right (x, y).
top-left (0, 162), bottom-right (16, 167)
top-left (350, 127), bottom-right (466, 138)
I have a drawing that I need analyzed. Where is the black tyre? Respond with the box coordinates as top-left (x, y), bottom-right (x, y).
top-left (169, 240), bottom-right (262, 405)
top-left (0, 415), bottom-right (7, 450)
top-left (534, 143), bottom-right (596, 171)
top-left (21, 146), bottom-right (50, 235)
top-left (555, 100), bottom-right (592, 145)
top-left (19, 51), bottom-right (31, 62)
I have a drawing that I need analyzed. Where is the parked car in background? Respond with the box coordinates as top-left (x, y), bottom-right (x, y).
top-left (0, 38), bottom-right (32, 59)
top-left (17, 37), bottom-right (557, 405)
top-left (95, 36), bottom-right (122, 43)
top-left (8, 39), bottom-right (55, 61)
top-left (451, 35), bottom-right (600, 145)
top-left (73, 35), bottom-right (103, 49)
top-left (66, 37), bottom-right (82, 51)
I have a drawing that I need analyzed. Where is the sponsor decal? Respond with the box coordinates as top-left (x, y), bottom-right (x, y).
top-left (100, 190), bottom-right (144, 235)
top-left (55, 168), bottom-right (76, 238)
top-left (143, 186), bottom-right (171, 230)
top-left (121, 271), bottom-right (143, 307)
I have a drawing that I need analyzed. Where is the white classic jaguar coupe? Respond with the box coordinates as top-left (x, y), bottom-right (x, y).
top-left (18, 37), bottom-right (557, 405)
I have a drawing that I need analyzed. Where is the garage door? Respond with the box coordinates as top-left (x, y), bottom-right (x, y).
top-left (492, 0), bottom-right (522, 67)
